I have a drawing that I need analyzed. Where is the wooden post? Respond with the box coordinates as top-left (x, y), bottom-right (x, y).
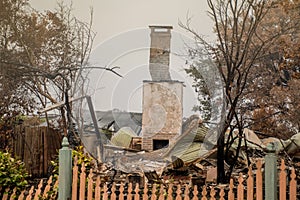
top-left (279, 159), bottom-right (287, 200)
top-left (256, 159), bottom-right (263, 200)
top-left (265, 143), bottom-right (278, 200)
top-left (72, 157), bottom-right (78, 200)
top-left (289, 168), bottom-right (297, 200)
top-left (94, 176), bottom-right (101, 200)
top-left (247, 165), bottom-right (254, 200)
top-left (79, 164), bottom-right (86, 200)
top-left (58, 137), bottom-right (72, 200)
top-left (86, 96), bottom-right (103, 162)
top-left (192, 185), bottom-right (198, 200)
top-left (237, 173), bottom-right (244, 200)
top-left (228, 179), bottom-right (234, 200)
top-left (87, 169), bottom-right (93, 200)
top-left (134, 183), bottom-right (140, 200)
top-left (159, 184), bottom-right (165, 200)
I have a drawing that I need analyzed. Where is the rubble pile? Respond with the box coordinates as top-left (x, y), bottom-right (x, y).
top-left (87, 114), bottom-right (300, 189)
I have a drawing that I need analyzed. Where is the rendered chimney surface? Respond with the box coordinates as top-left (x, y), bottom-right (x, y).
top-left (141, 25), bottom-right (183, 151)
top-left (149, 25), bottom-right (173, 81)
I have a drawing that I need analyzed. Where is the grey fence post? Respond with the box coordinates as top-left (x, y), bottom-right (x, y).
top-left (265, 142), bottom-right (278, 200)
top-left (58, 137), bottom-right (72, 200)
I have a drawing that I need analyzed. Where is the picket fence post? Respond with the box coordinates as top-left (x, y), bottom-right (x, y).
top-left (265, 142), bottom-right (278, 200)
top-left (58, 137), bottom-right (72, 200)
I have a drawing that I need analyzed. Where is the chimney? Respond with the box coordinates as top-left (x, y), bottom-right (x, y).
top-left (141, 25), bottom-right (183, 152)
top-left (149, 25), bottom-right (173, 81)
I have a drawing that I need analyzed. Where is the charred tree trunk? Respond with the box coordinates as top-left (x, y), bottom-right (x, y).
top-left (217, 131), bottom-right (226, 183)
top-left (65, 90), bottom-right (80, 148)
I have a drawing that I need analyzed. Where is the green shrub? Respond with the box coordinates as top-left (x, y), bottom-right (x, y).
top-left (50, 145), bottom-right (94, 176)
top-left (46, 146), bottom-right (94, 199)
top-left (0, 151), bottom-right (28, 190)
top-left (72, 146), bottom-right (94, 168)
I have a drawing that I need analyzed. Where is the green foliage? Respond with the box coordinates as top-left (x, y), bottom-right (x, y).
top-left (49, 160), bottom-right (59, 180)
top-left (72, 146), bottom-right (93, 168)
top-left (185, 65), bottom-right (212, 121)
top-left (46, 146), bottom-right (93, 200)
top-left (50, 145), bottom-right (93, 177)
top-left (0, 151), bottom-right (28, 190)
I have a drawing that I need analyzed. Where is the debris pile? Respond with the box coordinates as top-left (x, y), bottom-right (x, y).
top-left (86, 114), bottom-right (300, 187)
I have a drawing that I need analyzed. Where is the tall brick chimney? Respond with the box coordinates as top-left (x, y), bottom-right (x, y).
top-left (141, 25), bottom-right (183, 151)
top-left (149, 25), bottom-right (173, 81)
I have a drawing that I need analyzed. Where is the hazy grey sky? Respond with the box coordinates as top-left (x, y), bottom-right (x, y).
top-left (29, 0), bottom-right (214, 117)
top-left (29, 0), bottom-right (213, 46)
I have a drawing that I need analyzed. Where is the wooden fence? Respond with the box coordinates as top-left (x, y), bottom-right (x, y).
top-left (13, 125), bottom-right (62, 177)
top-left (0, 158), bottom-right (298, 200)
top-left (71, 158), bottom-right (298, 200)
top-left (0, 176), bottom-right (58, 200)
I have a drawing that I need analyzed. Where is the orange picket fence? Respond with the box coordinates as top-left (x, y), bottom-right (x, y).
top-left (0, 176), bottom-right (58, 200)
top-left (71, 158), bottom-right (298, 200)
top-left (0, 159), bottom-right (298, 199)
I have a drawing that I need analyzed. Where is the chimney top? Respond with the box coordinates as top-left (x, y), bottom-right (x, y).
top-left (148, 25), bottom-right (173, 81)
top-left (149, 25), bottom-right (173, 29)
top-left (149, 25), bottom-right (173, 33)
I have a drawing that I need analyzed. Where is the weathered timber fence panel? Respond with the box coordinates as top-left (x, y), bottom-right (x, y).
top-left (13, 125), bottom-right (62, 177)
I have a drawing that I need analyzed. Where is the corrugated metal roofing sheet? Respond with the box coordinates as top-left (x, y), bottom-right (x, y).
top-left (111, 127), bottom-right (137, 148)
